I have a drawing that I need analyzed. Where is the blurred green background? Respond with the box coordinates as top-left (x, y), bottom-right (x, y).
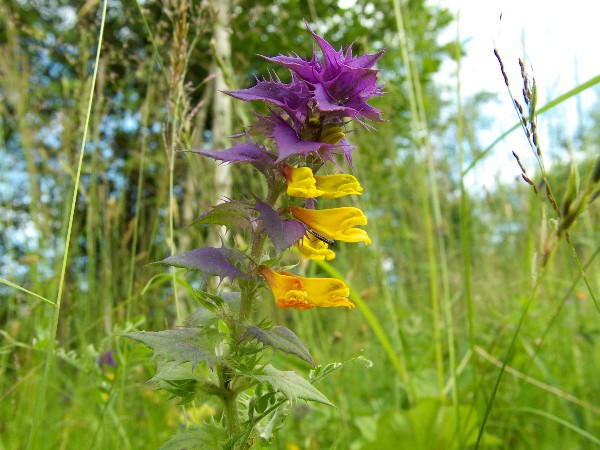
top-left (1, 0), bottom-right (599, 448)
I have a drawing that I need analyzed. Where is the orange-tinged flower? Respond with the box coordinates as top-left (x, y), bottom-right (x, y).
top-left (283, 165), bottom-right (363, 198)
top-left (296, 235), bottom-right (336, 261)
top-left (259, 265), bottom-right (354, 310)
top-left (289, 206), bottom-right (372, 245)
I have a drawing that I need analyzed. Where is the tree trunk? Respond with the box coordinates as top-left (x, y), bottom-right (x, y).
top-left (210, 0), bottom-right (232, 240)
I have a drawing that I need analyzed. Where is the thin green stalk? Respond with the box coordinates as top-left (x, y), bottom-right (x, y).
top-left (536, 247), bottom-right (600, 349)
top-left (474, 251), bottom-right (556, 449)
top-left (565, 233), bottom-right (599, 311)
top-left (392, 0), bottom-right (450, 395)
top-left (133, 0), bottom-right (168, 81)
top-left (168, 78), bottom-right (185, 325)
top-left (125, 80), bottom-right (152, 322)
top-left (315, 260), bottom-right (414, 401)
top-left (0, 278), bottom-right (54, 306)
top-left (474, 293), bottom-right (536, 449)
top-left (509, 407), bottom-right (600, 446)
top-left (463, 73), bottom-right (600, 177)
top-left (455, 3), bottom-right (478, 403)
top-left (25, 0), bottom-right (108, 447)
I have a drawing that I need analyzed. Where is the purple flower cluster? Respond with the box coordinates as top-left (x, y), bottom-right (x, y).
top-left (192, 22), bottom-right (384, 169)
top-left (168, 23), bottom-right (384, 283)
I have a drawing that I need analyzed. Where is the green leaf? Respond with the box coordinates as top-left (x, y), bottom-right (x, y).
top-left (153, 361), bottom-right (206, 383)
top-left (190, 200), bottom-right (253, 231)
top-left (185, 291), bottom-right (242, 330)
top-left (256, 364), bottom-right (333, 406)
top-left (159, 422), bottom-right (227, 450)
top-left (243, 325), bottom-right (315, 367)
top-left (122, 328), bottom-right (222, 369)
top-left (151, 361), bottom-right (218, 404)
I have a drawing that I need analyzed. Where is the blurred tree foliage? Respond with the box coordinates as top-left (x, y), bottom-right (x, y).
top-left (0, 0), bottom-right (454, 330)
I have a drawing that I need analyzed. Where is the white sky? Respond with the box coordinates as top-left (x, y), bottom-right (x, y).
top-left (446, 0), bottom-right (600, 187)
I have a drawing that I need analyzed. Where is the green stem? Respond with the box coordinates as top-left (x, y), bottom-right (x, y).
top-left (474, 249), bottom-right (555, 448)
top-left (217, 365), bottom-right (240, 438)
top-left (222, 391), bottom-right (241, 436)
top-left (25, 0), bottom-right (109, 447)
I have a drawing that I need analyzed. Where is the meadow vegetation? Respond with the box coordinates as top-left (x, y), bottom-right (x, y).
top-left (1, 1), bottom-right (599, 449)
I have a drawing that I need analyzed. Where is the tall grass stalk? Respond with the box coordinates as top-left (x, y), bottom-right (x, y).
top-left (463, 73), bottom-right (600, 177)
top-left (315, 260), bottom-right (413, 398)
top-left (125, 81), bottom-right (153, 323)
top-left (510, 407), bottom-right (600, 446)
top-left (391, 0), bottom-right (444, 395)
top-left (392, 0), bottom-right (457, 401)
top-left (0, 278), bottom-right (54, 306)
top-left (474, 245), bottom-right (563, 448)
top-left (25, 0), bottom-right (109, 447)
top-left (455, 3), bottom-right (479, 406)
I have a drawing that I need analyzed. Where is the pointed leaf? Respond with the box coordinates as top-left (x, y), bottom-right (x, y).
top-left (122, 328), bottom-right (221, 369)
top-left (158, 246), bottom-right (249, 283)
top-left (186, 292), bottom-right (241, 327)
top-left (244, 325), bottom-right (315, 367)
top-left (256, 364), bottom-right (333, 406)
top-left (255, 200), bottom-right (305, 255)
top-left (188, 139), bottom-right (272, 166)
top-left (271, 113), bottom-right (340, 163)
top-left (190, 200), bottom-right (253, 231)
top-left (225, 76), bottom-right (310, 126)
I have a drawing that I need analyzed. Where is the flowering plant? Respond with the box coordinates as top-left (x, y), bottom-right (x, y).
top-left (124, 22), bottom-right (384, 448)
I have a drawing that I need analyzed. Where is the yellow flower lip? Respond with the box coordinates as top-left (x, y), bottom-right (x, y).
top-left (296, 235), bottom-right (336, 261)
top-left (314, 173), bottom-right (363, 198)
top-left (289, 206), bottom-right (372, 245)
top-left (283, 165), bottom-right (363, 199)
top-left (258, 265), bottom-right (354, 310)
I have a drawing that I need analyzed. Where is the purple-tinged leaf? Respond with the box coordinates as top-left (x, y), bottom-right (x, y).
top-left (122, 328), bottom-right (222, 369)
top-left (312, 77), bottom-right (383, 124)
top-left (188, 139), bottom-right (273, 167)
top-left (262, 52), bottom-right (321, 83)
top-left (265, 22), bottom-right (385, 124)
top-left (243, 325), bottom-right (315, 367)
top-left (255, 200), bottom-right (305, 255)
top-left (159, 246), bottom-right (249, 283)
top-left (271, 114), bottom-right (339, 163)
top-left (225, 76), bottom-right (311, 127)
top-left (190, 200), bottom-right (253, 231)
top-left (306, 21), bottom-right (384, 73)
top-left (338, 138), bottom-right (355, 169)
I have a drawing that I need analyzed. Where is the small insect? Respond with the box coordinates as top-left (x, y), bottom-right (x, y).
top-left (308, 229), bottom-right (335, 245)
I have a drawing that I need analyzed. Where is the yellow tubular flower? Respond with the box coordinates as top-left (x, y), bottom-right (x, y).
top-left (284, 165), bottom-right (363, 199)
top-left (296, 235), bottom-right (336, 261)
top-left (283, 165), bottom-right (324, 198)
top-left (314, 173), bottom-right (363, 198)
top-left (259, 265), bottom-right (354, 310)
top-left (289, 206), bottom-right (372, 245)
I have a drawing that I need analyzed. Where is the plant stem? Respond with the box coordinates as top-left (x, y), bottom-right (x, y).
top-left (25, 0), bottom-right (108, 447)
top-left (217, 365), bottom-right (240, 438)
